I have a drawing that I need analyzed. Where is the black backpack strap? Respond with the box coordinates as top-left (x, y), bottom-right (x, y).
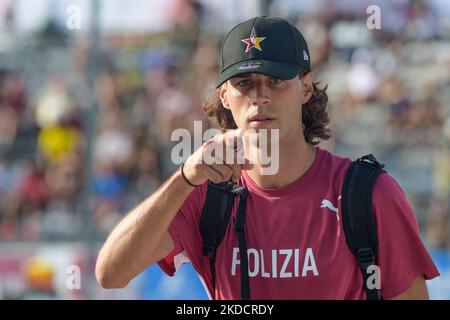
top-left (199, 181), bottom-right (236, 298)
top-left (341, 154), bottom-right (385, 300)
top-left (199, 181), bottom-right (250, 300)
top-left (231, 185), bottom-right (250, 300)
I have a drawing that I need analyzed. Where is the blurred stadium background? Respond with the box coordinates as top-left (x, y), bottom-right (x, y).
top-left (0, 0), bottom-right (449, 299)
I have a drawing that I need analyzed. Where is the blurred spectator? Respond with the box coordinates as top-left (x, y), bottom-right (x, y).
top-left (92, 161), bottom-right (127, 235)
top-left (404, 0), bottom-right (439, 41)
top-left (129, 139), bottom-right (162, 200)
top-left (0, 74), bottom-right (27, 154)
top-left (92, 111), bottom-right (134, 234)
top-left (0, 105), bottom-right (18, 151)
top-left (167, 0), bottom-right (204, 61)
top-left (17, 160), bottom-right (49, 213)
top-left (426, 197), bottom-right (450, 249)
top-left (94, 111), bottom-right (134, 170)
top-left (8, 159), bottom-right (48, 240)
top-left (1, 75), bottom-right (27, 116)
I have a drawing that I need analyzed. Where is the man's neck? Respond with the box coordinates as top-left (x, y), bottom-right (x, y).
top-left (243, 128), bottom-right (317, 189)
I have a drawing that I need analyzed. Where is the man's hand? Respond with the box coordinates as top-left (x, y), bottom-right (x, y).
top-left (183, 129), bottom-right (253, 185)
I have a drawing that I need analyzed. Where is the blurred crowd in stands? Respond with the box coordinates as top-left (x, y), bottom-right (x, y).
top-left (0, 0), bottom-right (449, 250)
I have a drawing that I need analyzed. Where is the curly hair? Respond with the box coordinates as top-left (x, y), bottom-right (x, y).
top-left (202, 77), bottom-right (332, 146)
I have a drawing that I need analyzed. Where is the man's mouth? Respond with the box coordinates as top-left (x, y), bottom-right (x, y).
top-left (248, 114), bottom-right (275, 127)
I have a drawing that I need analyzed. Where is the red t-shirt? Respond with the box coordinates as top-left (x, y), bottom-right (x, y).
top-left (158, 147), bottom-right (439, 299)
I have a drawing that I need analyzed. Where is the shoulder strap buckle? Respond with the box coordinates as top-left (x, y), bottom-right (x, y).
top-left (357, 154), bottom-right (385, 170)
top-left (356, 247), bottom-right (376, 270)
top-left (203, 238), bottom-right (217, 258)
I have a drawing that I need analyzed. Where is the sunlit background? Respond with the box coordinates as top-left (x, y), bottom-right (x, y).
top-left (0, 0), bottom-right (449, 299)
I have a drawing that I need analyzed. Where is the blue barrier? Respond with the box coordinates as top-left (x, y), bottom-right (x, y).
top-left (139, 263), bottom-right (208, 300)
top-left (428, 250), bottom-right (450, 300)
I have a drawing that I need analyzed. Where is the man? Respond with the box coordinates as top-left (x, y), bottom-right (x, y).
top-left (95, 16), bottom-right (439, 299)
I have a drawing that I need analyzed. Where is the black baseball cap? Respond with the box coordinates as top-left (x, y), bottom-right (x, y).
top-left (217, 16), bottom-right (311, 88)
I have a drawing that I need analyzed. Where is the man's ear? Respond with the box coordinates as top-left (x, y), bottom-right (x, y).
top-left (300, 72), bottom-right (313, 104)
top-left (219, 83), bottom-right (230, 110)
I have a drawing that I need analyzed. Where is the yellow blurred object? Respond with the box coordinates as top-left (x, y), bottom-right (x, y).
top-left (38, 125), bottom-right (80, 163)
top-left (433, 148), bottom-right (450, 197)
top-left (24, 258), bottom-right (55, 292)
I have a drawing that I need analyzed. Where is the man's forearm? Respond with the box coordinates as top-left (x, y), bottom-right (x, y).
top-left (96, 167), bottom-right (195, 287)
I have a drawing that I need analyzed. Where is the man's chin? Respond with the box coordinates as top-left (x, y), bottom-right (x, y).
top-left (243, 125), bottom-right (279, 133)
top-left (241, 127), bottom-right (281, 146)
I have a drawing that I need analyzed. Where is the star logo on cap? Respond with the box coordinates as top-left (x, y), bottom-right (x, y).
top-left (241, 27), bottom-right (266, 53)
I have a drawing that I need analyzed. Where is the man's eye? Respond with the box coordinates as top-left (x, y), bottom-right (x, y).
top-left (270, 78), bottom-right (283, 85)
top-left (238, 79), bottom-right (250, 86)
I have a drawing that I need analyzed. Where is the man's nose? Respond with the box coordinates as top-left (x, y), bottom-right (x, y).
top-left (249, 83), bottom-right (271, 106)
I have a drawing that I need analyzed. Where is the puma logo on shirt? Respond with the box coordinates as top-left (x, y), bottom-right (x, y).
top-left (320, 196), bottom-right (341, 221)
top-left (231, 247), bottom-right (319, 279)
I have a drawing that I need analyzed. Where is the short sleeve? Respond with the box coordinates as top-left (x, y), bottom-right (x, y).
top-left (373, 173), bottom-right (440, 299)
top-left (157, 181), bottom-right (209, 276)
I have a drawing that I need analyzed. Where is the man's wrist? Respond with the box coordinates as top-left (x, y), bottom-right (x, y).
top-left (180, 162), bottom-right (200, 188)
